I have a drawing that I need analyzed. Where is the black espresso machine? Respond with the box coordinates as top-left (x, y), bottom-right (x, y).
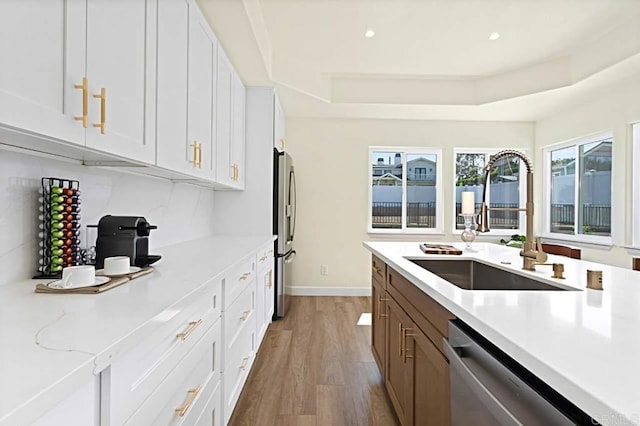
top-left (95, 215), bottom-right (162, 269)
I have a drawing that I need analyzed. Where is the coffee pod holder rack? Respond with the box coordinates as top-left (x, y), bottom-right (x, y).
top-left (34, 177), bottom-right (82, 279)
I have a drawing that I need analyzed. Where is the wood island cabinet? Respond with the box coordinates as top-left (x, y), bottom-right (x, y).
top-left (371, 255), bottom-right (454, 426)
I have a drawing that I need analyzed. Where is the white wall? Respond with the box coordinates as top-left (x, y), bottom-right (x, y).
top-left (286, 118), bottom-right (534, 291)
top-left (0, 148), bottom-right (216, 286)
top-left (534, 77), bottom-right (640, 267)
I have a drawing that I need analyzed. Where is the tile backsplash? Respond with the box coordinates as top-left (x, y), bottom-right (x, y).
top-left (0, 148), bottom-right (216, 286)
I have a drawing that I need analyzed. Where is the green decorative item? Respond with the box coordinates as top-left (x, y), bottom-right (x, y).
top-left (500, 234), bottom-right (526, 248)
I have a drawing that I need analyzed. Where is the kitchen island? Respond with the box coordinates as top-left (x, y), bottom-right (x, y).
top-left (365, 241), bottom-right (640, 425)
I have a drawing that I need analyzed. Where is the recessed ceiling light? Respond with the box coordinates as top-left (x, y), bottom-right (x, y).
top-left (365, 29), bottom-right (375, 38)
top-left (489, 32), bottom-right (501, 41)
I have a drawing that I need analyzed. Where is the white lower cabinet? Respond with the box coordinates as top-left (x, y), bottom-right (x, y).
top-left (223, 279), bottom-right (256, 423)
top-left (85, 242), bottom-right (272, 426)
top-left (32, 377), bottom-right (100, 426)
top-left (125, 319), bottom-right (222, 425)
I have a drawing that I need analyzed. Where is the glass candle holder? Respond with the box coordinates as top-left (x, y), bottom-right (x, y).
top-left (459, 213), bottom-right (477, 252)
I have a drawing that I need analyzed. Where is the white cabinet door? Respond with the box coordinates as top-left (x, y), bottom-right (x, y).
top-left (84, 0), bottom-right (157, 164)
top-left (215, 48), bottom-right (234, 187)
top-left (0, 0), bottom-right (86, 145)
top-left (187, 6), bottom-right (217, 180)
top-left (230, 71), bottom-right (246, 189)
top-left (156, 0), bottom-right (191, 175)
top-left (256, 265), bottom-right (274, 345)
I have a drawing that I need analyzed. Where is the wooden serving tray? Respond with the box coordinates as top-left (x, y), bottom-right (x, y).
top-left (35, 268), bottom-right (154, 294)
top-left (419, 244), bottom-right (463, 255)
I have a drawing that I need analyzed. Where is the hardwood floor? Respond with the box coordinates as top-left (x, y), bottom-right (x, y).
top-left (229, 296), bottom-right (399, 426)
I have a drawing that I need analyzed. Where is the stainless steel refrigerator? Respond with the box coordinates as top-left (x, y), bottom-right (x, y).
top-left (273, 148), bottom-right (297, 318)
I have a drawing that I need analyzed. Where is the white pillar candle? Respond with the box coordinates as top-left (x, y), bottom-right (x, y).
top-left (461, 191), bottom-right (475, 215)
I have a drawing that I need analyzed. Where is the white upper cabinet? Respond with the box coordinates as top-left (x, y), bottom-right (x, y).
top-left (188, 5), bottom-right (217, 180)
top-left (230, 71), bottom-right (246, 189)
top-left (84, 0), bottom-right (157, 164)
top-left (0, 0), bottom-right (86, 145)
top-left (156, 0), bottom-right (216, 180)
top-left (216, 48), bottom-right (234, 187)
top-left (274, 95), bottom-right (285, 152)
top-left (156, 0), bottom-right (190, 174)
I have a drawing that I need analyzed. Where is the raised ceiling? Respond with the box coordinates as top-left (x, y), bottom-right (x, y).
top-left (198, 0), bottom-right (640, 121)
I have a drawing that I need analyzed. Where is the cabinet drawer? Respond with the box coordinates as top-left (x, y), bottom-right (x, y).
top-left (125, 319), bottom-right (222, 425)
top-left (256, 242), bottom-right (274, 272)
top-left (224, 255), bottom-right (256, 309)
top-left (103, 290), bottom-right (217, 425)
top-left (224, 315), bottom-right (255, 423)
top-left (225, 283), bottom-right (255, 350)
top-left (372, 255), bottom-right (387, 287)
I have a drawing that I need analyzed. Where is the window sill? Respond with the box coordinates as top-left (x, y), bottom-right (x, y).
top-left (367, 229), bottom-right (445, 237)
top-left (541, 234), bottom-right (614, 250)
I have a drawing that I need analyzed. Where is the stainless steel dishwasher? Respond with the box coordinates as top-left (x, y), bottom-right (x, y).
top-left (444, 320), bottom-right (594, 425)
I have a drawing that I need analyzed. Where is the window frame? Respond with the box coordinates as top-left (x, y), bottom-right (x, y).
top-left (368, 146), bottom-right (443, 234)
top-left (632, 123), bottom-right (640, 247)
top-left (541, 131), bottom-right (614, 245)
top-left (451, 148), bottom-right (527, 236)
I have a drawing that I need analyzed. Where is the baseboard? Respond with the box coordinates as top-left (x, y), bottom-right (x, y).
top-left (286, 286), bottom-right (371, 296)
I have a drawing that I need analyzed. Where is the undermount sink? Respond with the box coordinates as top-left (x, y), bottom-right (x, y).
top-left (407, 259), bottom-right (577, 291)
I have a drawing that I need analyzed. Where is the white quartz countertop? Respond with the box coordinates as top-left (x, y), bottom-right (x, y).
top-left (365, 241), bottom-right (640, 425)
top-left (0, 235), bottom-right (275, 425)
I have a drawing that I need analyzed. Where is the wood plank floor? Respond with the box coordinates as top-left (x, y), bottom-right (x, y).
top-left (229, 296), bottom-right (399, 426)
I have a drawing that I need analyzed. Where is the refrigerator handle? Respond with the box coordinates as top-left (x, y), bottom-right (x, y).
top-left (284, 250), bottom-right (296, 264)
top-left (289, 168), bottom-right (297, 242)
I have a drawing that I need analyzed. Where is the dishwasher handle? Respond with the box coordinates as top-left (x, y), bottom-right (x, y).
top-left (443, 338), bottom-right (523, 426)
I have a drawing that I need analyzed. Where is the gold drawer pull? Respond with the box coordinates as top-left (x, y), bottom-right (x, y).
top-left (74, 77), bottom-right (88, 128)
top-left (197, 143), bottom-right (203, 168)
top-left (190, 142), bottom-right (198, 167)
top-left (377, 296), bottom-right (389, 320)
top-left (176, 319), bottom-right (202, 340)
top-left (240, 310), bottom-right (251, 321)
top-left (267, 270), bottom-right (273, 288)
top-left (259, 255), bottom-right (268, 261)
top-left (403, 328), bottom-right (416, 363)
top-left (240, 356), bottom-right (250, 371)
top-left (175, 385), bottom-right (201, 416)
top-left (92, 87), bottom-right (106, 134)
top-left (239, 272), bottom-right (251, 281)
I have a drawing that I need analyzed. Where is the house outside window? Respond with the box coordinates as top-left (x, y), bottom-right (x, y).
top-left (542, 132), bottom-right (613, 244)
top-left (453, 149), bottom-right (526, 234)
top-left (369, 148), bottom-right (443, 233)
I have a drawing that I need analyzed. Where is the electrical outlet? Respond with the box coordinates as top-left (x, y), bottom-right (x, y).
top-left (320, 264), bottom-right (329, 276)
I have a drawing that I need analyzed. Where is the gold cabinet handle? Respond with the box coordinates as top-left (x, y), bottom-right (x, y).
top-left (176, 319), bottom-right (202, 340)
top-left (240, 310), bottom-right (251, 321)
top-left (197, 143), bottom-right (203, 168)
top-left (235, 164), bottom-right (240, 181)
top-left (267, 270), bottom-right (273, 288)
top-left (239, 272), bottom-right (251, 281)
top-left (190, 142), bottom-right (198, 167)
top-left (74, 77), bottom-right (88, 128)
top-left (280, 138), bottom-right (285, 149)
top-left (92, 87), bottom-right (106, 134)
top-left (260, 255), bottom-right (268, 261)
top-left (403, 327), bottom-right (416, 363)
top-left (377, 296), bottom-right (389, 320)
top-left (175, 385), bottom-right (201, 416)
top-left (240, 356), bottom-right (250, 371)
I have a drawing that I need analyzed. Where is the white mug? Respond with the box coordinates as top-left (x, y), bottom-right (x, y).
top-left (103, 256), bottom-right (131, 276)
top-left (61, 265), bottom-right (96, 288)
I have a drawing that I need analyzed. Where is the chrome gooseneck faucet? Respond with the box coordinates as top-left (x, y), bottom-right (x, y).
top-left (476, 150), bottom-right (547, 271)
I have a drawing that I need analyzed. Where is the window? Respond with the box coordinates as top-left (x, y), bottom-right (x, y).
top-left (543, 132), bottom-right (613, 243)
top-left (453, 149), bottom-right (526, 234)
top-left (369, 148), bottom-right (443, 233)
